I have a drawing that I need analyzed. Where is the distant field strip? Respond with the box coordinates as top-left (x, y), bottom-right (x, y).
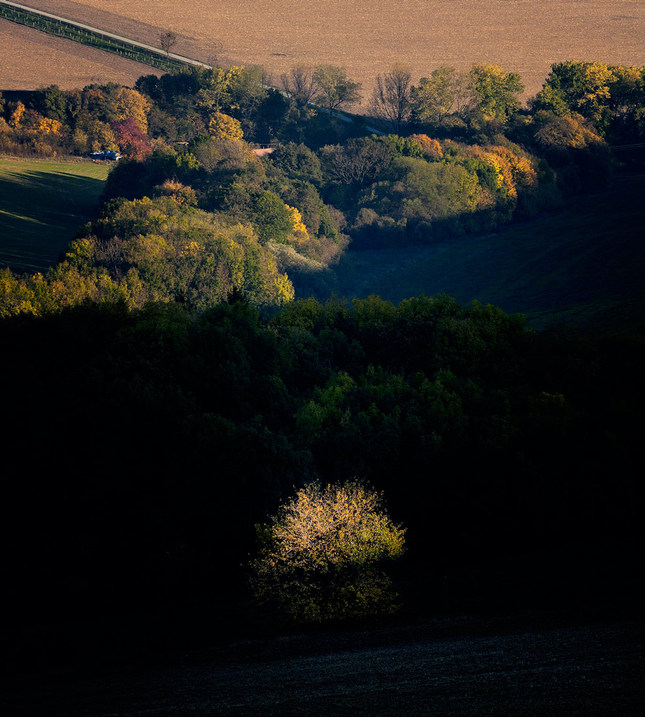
top-left (20, 0), bottom-right (645, 101)
top-left (0, 0), bottom-right (207, 72)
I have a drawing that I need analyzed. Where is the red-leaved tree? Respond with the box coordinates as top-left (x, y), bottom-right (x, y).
top-left (111, 118), bottom-right (152, 160)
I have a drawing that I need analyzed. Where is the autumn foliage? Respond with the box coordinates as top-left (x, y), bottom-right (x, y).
top-left (250, 480), bottom-right (406, 623)
top-left (111, 117), bottom-right (152, 160)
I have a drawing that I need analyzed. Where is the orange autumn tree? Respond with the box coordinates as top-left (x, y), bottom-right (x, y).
top-left (462, 144), bottom-right (538, 201)
top-left (410, 134), bottom-right (443, 159)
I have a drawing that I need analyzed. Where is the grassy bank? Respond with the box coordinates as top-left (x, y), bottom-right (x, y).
top-left (0, 156), bottom-right (109, 272)
top-left (327, 174), bottom-right (645, 333)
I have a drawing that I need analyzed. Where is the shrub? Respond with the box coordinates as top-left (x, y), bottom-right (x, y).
top-left (250, 479), bottom-right (406, 623)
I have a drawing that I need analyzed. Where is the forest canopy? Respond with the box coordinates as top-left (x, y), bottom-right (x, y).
top-left (2, 59), bottom-right (641, 314)
top-left (1, 58), bottom-right (643, 641)
top-left (2, 295), bottom-right (643, 632)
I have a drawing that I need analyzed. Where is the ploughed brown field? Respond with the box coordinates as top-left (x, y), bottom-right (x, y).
top-left (0, 19), bottom-right (160, 90)
top-left (2, 1), bottom-right (644, 103)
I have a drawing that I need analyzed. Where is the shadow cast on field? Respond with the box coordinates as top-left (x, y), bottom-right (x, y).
top-left (322, 177), bottom-right (645, 333)
top-left (0, 170), bottom-right (105, 272)
top-left (1, 169), bottom-right (105, 209)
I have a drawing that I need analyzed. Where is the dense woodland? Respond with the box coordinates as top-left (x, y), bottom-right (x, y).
top-left (1, 60), bottom-right (644, 661)
top-left (3, 296), bottom-right (643, 653)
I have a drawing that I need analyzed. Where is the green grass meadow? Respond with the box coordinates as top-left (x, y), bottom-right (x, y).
top-left (0, 157), bottom-right (109, 272)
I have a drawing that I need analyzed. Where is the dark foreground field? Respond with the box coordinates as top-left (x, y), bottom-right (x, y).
top-left (5, 618), bottom-right (643, 716)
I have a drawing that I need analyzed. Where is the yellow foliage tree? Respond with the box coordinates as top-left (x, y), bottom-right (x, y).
top-left (469, 63), bottom-right (524, 123)
top-left (273, 272), bottom-right (295, 304)
top-left (208, 111), bottom-right (244, 141)
top-left (8, 101), bottom-right (26, 128)
top-left (0, 269), bottom-right (40, 318)
top-left (412, 66), bottom-right (476, 125)
top-left (285, 204), bottom-right (309, 244)
top-left (86, 120), bottom-right (119, 152)
top-left (114, 87), bottom-right (151, 134)
top-left (465, 144), bottom-right (537, 199)
top-left (33, 117), bottom-right (63, 136)
top-left (250, 479), bottom-right (406, 623)
top-left (155, 179), bottom-right (198, 206)
top-left (534, 113), bottom-right (604, 150)
top-left (494, 145), bottom-right (538, 190)
top-left (198, 66), bottom-right (244, 112)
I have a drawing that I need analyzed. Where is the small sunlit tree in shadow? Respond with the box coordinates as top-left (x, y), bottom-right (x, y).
top-left (250, 480), bottom-right (406, 623)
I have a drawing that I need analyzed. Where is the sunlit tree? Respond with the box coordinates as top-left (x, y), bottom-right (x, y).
top-left (8, 101), bottom-right (26, 128)
top-left (411, 66), bottom-right (477, 126)
top-left (250, 479), bottom-right (406, 623)
top-left (207, 110), bottom-right (244, 141)
top-left (469, 63), bottom-right (524, 124)
top-left (197, 66), bottom-right (244, 113)
top-left (114, 87), bottom-right (151, 134)
top-left (533, 61), bottom-right (645, 138)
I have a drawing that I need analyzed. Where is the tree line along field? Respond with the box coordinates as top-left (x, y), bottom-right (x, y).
top-left (6, 0), bottom-right (645, 101)
top-left (2, 155), bottom-right (644, 333)
top-left (2, 53), bottom-right (643, 329)
top-left (0, 157), bottom-right (109, 271)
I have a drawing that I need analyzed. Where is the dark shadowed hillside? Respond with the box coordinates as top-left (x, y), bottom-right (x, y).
top-left (301, 173), bottom-right (645, 334)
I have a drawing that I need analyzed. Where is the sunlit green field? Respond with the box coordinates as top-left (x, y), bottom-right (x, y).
top-left (0, 157), bottom-right (109, 273)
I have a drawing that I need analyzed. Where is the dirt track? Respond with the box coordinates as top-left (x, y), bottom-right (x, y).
top-left (6, 620), bottom-right (644, 716)
top-left (3, 1), bottom-right (645, 100)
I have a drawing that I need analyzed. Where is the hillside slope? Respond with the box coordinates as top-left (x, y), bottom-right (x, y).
top-left (0, 158), bottom-right (109, 271)
top-left (323, 174), bottom-right (645, 333)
